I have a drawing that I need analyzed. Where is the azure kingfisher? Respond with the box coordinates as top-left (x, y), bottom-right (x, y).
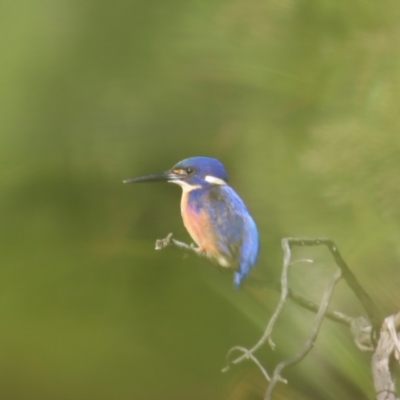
top-left (124, 156), bottom-right (259, 288)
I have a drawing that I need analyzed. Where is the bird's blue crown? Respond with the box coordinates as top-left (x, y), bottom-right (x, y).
top-left (171, 157), bottom-right (229, 188)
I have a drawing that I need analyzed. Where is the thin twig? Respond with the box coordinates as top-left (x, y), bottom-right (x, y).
top-left (264, 268), bottom-right (342, 399)
top-left (223, 238), bottom-right (293, 372)
top-left (287, 288), bottom-right (352, 326)
top-left (155, 233), bottom-right (206, 259)
top-left (287, 238), bottom-right (382, 334)
top-left (222, 346), bottom-right (272, 381)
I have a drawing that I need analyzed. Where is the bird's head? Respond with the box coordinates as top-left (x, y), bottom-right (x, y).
top-left (124, 156), bottom-right (229, 191)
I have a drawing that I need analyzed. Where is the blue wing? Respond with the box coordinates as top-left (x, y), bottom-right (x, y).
top-left (189, 185), bottom-right (259, 288)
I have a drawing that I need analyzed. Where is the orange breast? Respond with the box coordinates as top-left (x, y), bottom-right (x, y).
top-left (180, 191), bottom-right (220, 258)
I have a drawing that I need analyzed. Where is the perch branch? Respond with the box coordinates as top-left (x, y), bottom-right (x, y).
top-left (155, 233), bottom-right (207, 259)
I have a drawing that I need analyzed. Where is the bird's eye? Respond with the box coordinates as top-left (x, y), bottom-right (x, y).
top-left (172, 168), bottom-right (194, 176)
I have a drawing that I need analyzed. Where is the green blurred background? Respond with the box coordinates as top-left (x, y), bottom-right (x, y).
top-left (1, 0), bottom-right (400, 399)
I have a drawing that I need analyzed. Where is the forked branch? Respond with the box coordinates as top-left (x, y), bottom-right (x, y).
top-left (155, 234), bottom-right (398, 400)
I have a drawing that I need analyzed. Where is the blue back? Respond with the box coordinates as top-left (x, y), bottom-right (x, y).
top-left (188, 184), bottom-right (259, 288)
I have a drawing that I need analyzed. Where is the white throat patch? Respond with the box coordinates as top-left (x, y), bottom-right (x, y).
top-left (169, 180), bottom-right (201, 192)
top-left (204, 175), bottom-right (227, 185)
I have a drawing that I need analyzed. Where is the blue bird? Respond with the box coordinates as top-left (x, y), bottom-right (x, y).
top-left (124, 157), bottom-right (259, 288)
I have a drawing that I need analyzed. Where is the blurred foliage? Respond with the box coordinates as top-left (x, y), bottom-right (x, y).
top-left (1, 0), bottom-right (400, 399)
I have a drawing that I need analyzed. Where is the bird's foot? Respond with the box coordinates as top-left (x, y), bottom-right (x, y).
top-left (155, 233), bottom-right (174, 250)
top-left (155, 233), bottom-right (207, 260)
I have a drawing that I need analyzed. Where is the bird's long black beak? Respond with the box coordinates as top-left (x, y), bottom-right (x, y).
top-left (123, 170), bottom-right (181, 184)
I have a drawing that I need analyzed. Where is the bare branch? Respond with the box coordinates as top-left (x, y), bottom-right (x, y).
top-left (221, 346), bottom-right (273, 381)
top-left (286, 238), bottom-right (382, 334)
top-left (264, 268), bottom-right (342, 399)
top-left (155, 233), bottom-right (207, 259)
top-left (372, 312), bottom-right (400, 400)
top-left (155, 233), bottom-right (395, 399)
top-left (223, 238), bottom-right (293, 374)
top-left (287, 287), bottom-right (352, 326)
